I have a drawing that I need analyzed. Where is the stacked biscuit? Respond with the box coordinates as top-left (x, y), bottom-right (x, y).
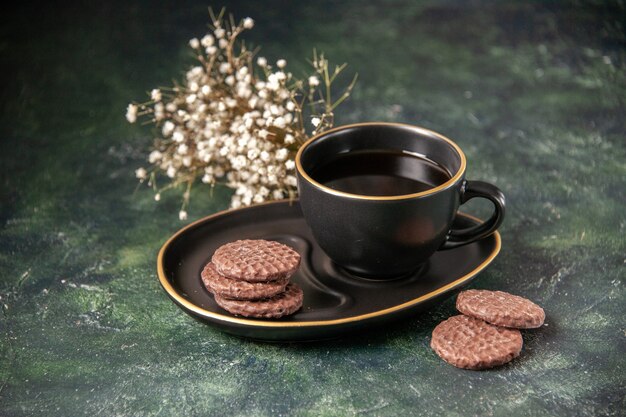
top-left (431, 289), bottom-right (545, 370)
top-left (201, 239), bottom-right (303, 318)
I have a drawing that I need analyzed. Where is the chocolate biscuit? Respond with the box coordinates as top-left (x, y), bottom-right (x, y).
top-left (201, 262), bottom-right (288, 300)
top-left (456, 289), bottom-right (545, 329)
top-left (212, 239), bottom-right (301, 282)
top-left (214, 283), bottom-right (303, 318)
top-left (431, 315), bottom-right (523, 370)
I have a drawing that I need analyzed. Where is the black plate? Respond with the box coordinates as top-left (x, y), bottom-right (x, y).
top-left (157, 200), bottom-right (501, 342)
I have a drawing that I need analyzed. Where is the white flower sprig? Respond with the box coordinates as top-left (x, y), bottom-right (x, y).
top-left (127, 8), bottom-right (357, 217)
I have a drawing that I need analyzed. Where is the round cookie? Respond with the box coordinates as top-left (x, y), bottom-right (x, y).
top-left (212, 239), bottom-right (301, 282)
top-left (214, 283), bottom-right (303, 318)
top-left (431, 315), bottom-right (523, 370)
top-left (201, 262), bottom-right (288, 300)
top-left (456, 289), bottom-right (545, 329)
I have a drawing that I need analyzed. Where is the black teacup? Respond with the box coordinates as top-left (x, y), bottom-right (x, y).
top-left (295, 122), bottom-right (505, 278)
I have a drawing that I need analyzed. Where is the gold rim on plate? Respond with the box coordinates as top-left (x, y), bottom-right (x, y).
top-left (156, 200), bottom-right (501, 328)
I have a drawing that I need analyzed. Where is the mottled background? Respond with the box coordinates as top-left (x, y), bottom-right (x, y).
top-left (1, 1), bottom-right (624, 416)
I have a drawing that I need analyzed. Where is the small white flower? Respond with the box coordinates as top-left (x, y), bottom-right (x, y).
top-left (206, 46), bottom-right (218, 55)
top-left (214, 28), bottom-right (226, 38)
top-left (285, 175), bottom-right (297, 186)
top-left (284, 134), bottom-right (295, 144)
top-left (135, 167), bottom-right (147, 179)
top-left (257, 57), bottom-right (267, 67)
top-left (243, 17), bottom-right (254, 29)
top-left (253, 194), bottom-right (264, 203)
top-left (154, 103), bottom-right (164, 120)
top-left (311, 117), bottom-right (321, 127)
top-left (248, 96), bottom-right (259, 108)
top-left (172, 131), bottom-right (185, 142)
top-left (126, 104), bottom-right (138, 123)
top-left (237, 86), bottom-right (252, 99)
top-left (202, 174), bottom-right (213, 184)
top-left (285, 160), bottom-right (295, 170)
top-left (247, 149), bottom-right (260, 160)
top-left (225, 75), bottom-right (235, 86)
top-left (179, 210), bottom-right (188, 221)
top-left (151, 89), bottom-right (162, 102)
top-left (149, 150), bottom-right (162, 163)
top-left (269, 104), bottom-right (282, 115)
top-left (276, 59), bottom-right (286, 68)
top-left (260, 151), bottom-right (270, 162)
top-left (167, 166), bottom-right (177, 178)
top-left (165, 102), bottom-right (177, 112)
top-left (186, 66), bottom-right (203, 81)
top-left (186, 94), bottom-right (197, 105)
top-left (232, 155), bottom-right (247, 169)
top-left (182, 156), bottom-right (192, 166)
top-left (272, 190), bottom-right (284, 199)
top-left (258, 129), bottom-right (269, 139)
top-left (189, 38), bottom-right (200, 49)
top-left (219, 38), bottom-right (229, 49)
top-left (266, 78), bottom-right (279, 91)
top-left (154, 193), bottom-right (161, 201)
top-left (259, 186), bottom-right (270, 197)
top-left (219, 62), bottom-right (231, 74)
top-left (201, 85), bottom-right (211, 96)
top-left (276, 148), bottom-right (289, 161)
top-left (308, 76), bottom-right (320, 87)
top-left (162, 121), bottom-right (175, 136)
top-left (177, 144), bottom-right (188, 154)
top-left (273, 117), bottom-right (286, 128)
top-left (189, 81), bottom-right (199, 92)
top-left (286, 101), bottom-right (295, 111)
top-left (237, 66), bottom-right (249, 78)
top-left (231, 197), bottom-right (242, 209)
top-left (201, 34), bottom-right (214, 47)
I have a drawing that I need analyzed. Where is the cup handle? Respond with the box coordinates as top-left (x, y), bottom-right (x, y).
top-left (439, 180), bottom-right (506, 250)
